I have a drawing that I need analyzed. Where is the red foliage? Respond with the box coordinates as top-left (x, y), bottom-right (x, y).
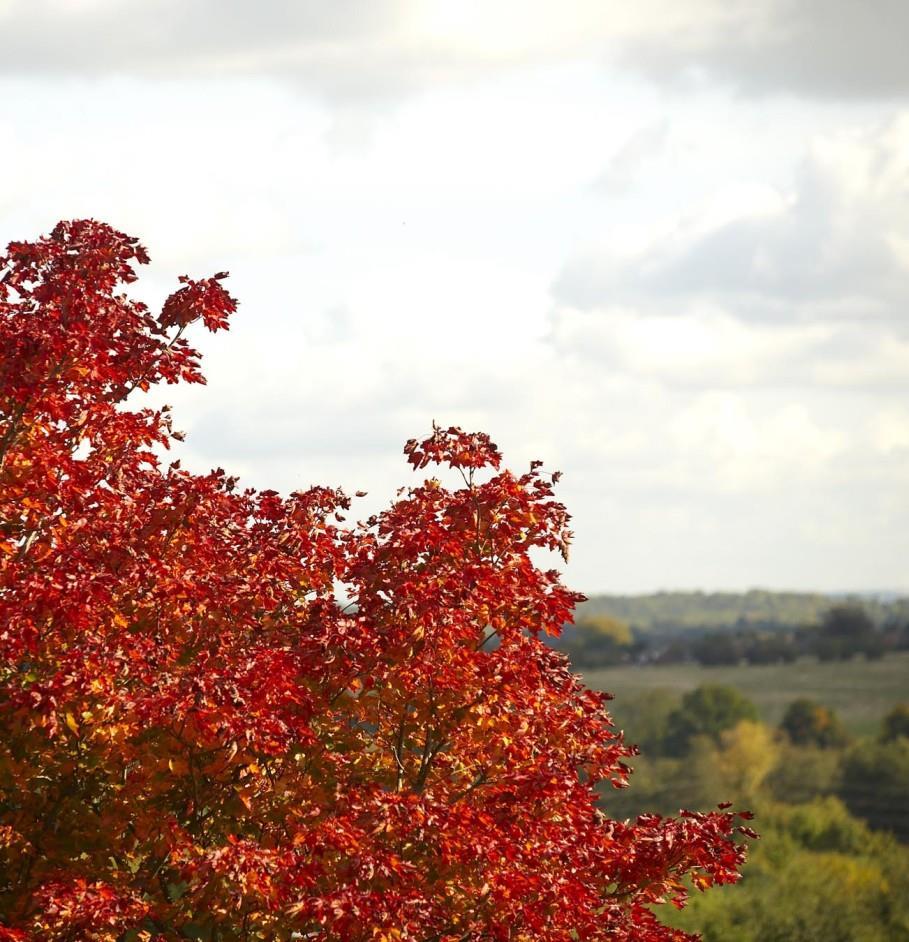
top-left (0, 221), bottom-right (752, 940)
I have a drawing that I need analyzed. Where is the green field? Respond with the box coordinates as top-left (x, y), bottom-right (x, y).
top-left (583, 651), bottom-right (909, 737)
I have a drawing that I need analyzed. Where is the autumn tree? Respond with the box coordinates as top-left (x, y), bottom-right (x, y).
top-left (0, 221), bottom-right (752, 941)
top-left (689, 722), bottom-right (778, 806)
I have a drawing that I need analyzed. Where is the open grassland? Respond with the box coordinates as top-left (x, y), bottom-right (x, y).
top-left (583, 651), bottom-right (909, 736)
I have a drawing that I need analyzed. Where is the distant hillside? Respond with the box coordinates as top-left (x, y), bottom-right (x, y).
top-left (578, 590), bottom-right (909, 634)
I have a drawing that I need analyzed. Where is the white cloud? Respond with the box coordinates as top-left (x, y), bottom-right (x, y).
top-left (537, 116), bottom-right (909, 588)
top-left (3, 11), bottom-right (908, 593)
top-left (594, 121), bottom-right (670, 194)
top-left (871, 407), bottom-right (909, 454)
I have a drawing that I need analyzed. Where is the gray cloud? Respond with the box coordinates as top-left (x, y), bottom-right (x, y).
top-left (2, 0), bottom-right (908, 102)
top-left (625, 0), bottom-right (909, 100)
top-left (0, 1), bottom-right (400, 67)
top-left (0, 0), bottom-right (415, 101)
top-left (556, 118), bottom-right (909, 327)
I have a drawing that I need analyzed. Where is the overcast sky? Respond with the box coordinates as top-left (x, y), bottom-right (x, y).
top-left (2, 0), bottom-right (908, 594)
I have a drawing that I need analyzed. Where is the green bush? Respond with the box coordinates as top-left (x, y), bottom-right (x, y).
top-left (662, 684), bottom-right (759, 756)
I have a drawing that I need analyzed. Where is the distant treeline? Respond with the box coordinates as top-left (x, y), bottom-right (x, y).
top-left (604, 685), bottom-right (909, 843)
top-left (581, 589), bottom-right (909, 631)
top-left (554, 592), bottom-right (909, 667)
top-left (600, 686), bottom-right (909, 940)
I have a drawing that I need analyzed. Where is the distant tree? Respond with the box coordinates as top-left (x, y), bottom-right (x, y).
top-left (652, 639), bottom-right (690, 665)
top-left (662, 685), bottom-right (759, 757)
top-left (691, 720), bottom-right (779, 804)
top-left (861, 632), bottom-right (886, 660)
top-left (558, 613), bottom-right (634, 667)
top-left (743, 633), bottom-right (798, 665)
top-left (823, 604), bottom-right (875, 638)
top-left (612, 689), bottom-right (678, 756)
top-left (766, 744), bottom-right (841, 804)
top-left (816, 604), bottom-right (882, 661)
top-left (838, 738), bottom-right (909, 841)
top-left (575, 613), bottom-right (633, 646)
top-left (882, 703), bottom-right (909, 743)
top-left (780, 699), bottom-right (850, 749)
top-left (691, 632), bottom-right (740, 666)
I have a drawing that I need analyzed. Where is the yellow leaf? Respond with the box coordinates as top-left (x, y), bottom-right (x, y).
top-left (168, 757), bottom-right (188, 776)
top-left (65, 712), bottom-right (79, 735)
